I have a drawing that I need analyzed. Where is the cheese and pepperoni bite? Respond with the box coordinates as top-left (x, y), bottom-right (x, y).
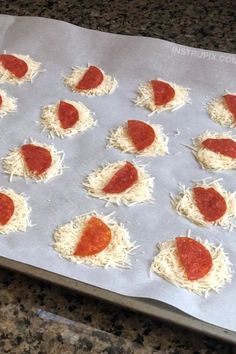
top-left (134, 78), bottom-right (190, 115)
top-left (208, 93), bottom-right (236, 128)
top-left (40, 100), bottom-right (96, 138)
top-left (0, 53), bottom-right (42, 85)
top-left (108, 120), bottom-right (168, 157)
top-left (0, 187), bottom-right (31, 234)
top-left (83, 161), bottom-right (154, 206)
top-left (0, 89), bottom-right (17, 118)
top-left (193, 131), bottom-right (236, 170)
top-left (2, 140), bottom-right (64, 182)
top-left (53, 212), bottom-right (138, 268)
top-left (171, 179), bottom-right (236, 230)
top-left (151, 236), bottom-right (232, 297)
top-left (64, 65), bottom-right (118, 96)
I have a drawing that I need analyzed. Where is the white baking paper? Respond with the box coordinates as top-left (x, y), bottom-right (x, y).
top-left (0, 14), bottom-right (236, 331)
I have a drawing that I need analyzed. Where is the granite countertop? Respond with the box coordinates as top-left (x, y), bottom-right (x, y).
top-left (0, 1), bottom-right (235, 353)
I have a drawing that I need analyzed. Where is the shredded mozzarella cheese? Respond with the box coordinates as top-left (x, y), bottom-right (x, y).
top-left (171, 179), bottom-right (236, 231)
top-left (134, 79), bottom-right (190, 115)
top-left (0, 89), bottom-right (17, 118)
top-left (83, 161), bottom-right (154, 206)
top-left (107, 122), bottom-right (169, 157)
top-left (64, 66), bottom-right (118, 96)
top-left (53, 211), bottom-right (138, 268)
top-left (208, 96), bottom-right (236, 128)
top-left (40, 100), bottom-right (96, 138)
top-left (2, 139), bottom-right (65, 183)
top-left (193, 131), bottom-right (236, 170)
top-left (151, 236), bottom-right (233, 297)
top-left (0, 187), bottom-right (32, 234)
top-left (0, 53), bottom-right (43, 84)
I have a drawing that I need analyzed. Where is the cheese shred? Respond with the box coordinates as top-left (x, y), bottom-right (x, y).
top-left (207, 96), bottom-right (236, 128)
top-left (40, 100), bottom-right (96, 138)
top-left (83, 161), bottom-right (154, 206)
top-left (107, 123), bottom-right (169, 157)
top-left (53, 211), bottom-right (138, 268)
top-left (0, 187), bottom-right (32, 234)
top-left (134, 79), bottom-right (190, 115)
top-left (0, 89), bottom-right (17, 118)
top-left (171, 179), bottom-right (236, 231)
top-left (151, 236), bottom-right (233, 297)
top-left (64, 66), bottom-right (118, 96)
top-left (2, 139), bottom-right (65, 183)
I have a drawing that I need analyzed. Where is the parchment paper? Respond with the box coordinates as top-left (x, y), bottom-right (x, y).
top-left (0, 14), bottom-right (236, 331)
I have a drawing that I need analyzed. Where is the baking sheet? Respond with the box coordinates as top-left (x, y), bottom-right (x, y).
top-left (0, 14), bottom-right (236, 332)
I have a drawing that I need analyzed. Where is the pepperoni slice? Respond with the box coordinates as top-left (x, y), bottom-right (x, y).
top-left (0, 54), bottom-right (28, 78)
top-left (193, 187), bottom-right (227, 222)
top-left (223, 94), bottom-right (236, 121)
top-left (74, 216), bottom-right (111, 256)
top-left (0, 95), bottom-right (2, 108)
top-left (21, 144), bottom-right (52, 175)
top-left (127, 120), bottom-right (156, 151)
top-left (176, 237), bottom-right (212, 280)
top-left (151, 80), bottom-right (175, 106)
top-left (102, 162), bottom-right (138, 194)
top-left (58, 101), bottom-right (79, 129)
top-left (76, 66), bottom-right (104, 90)
top-left (202, 138), bottom-right (236, 158)
top-left (0, 193), bottom-right (14, 226)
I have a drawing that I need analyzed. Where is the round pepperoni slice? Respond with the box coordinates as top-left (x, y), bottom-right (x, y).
top-left (176, 237), bottom-right (213, 280)
top-left (0, 54), bottom-right (28, 78)
top-left (58, 101), bottom-right (79, 129)
top-left (223, 94), bottom-right (236, 121)
top-left (202, 138), bottom-right (236, 158)
top-left (21, 144), bottom-right (52, 175)
top-left (127, 120), bottom-right (156, 151)
top-left (193, 187), bottom-right (227, 222)
top-left (76, 66), bottom-right (104, 90)
top-left (74, 216), bottom-right (111, 256)
top-left (102, 162), bottom-right (138, 194)
top-left (0, 95), bottom-right (2, 108)
top-left (0, 193), bottom-right (14, 226)
top-left (151, 80), bottom-right (175, 106)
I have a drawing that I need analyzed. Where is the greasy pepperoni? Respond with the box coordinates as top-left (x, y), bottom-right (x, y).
top-left (76, 66), bottom-right (104, 90)
top-left (151, 80), bottom-right (175, 106)
top-left (0, 193), bottom-right (14, 226)
top-left (0, 95), bottom-right (2, 108)
top-left (21, 144), bottom-right (52, 175)
top-left (0, 54), bottom-right (28, 78)
top-left (224, 94), bottom-right (236, 121)
top-left (193, 187), bottom-right (227, 222)
top-left (202, 138), bottom-right (236, 158)
top-left (102, 162), bottom-right (138, 194)
top-left (58, 101), bottom-right (79, 129)
top-left (74, 216), bottom-right (111, 256)
top-left (176, 237), bottom-right (213, 280)
top-left (127, 120), bottom-right (156, 151)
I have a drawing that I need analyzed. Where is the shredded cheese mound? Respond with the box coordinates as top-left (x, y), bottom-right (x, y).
top-left (193, 131), bottom-right (236, 171)
top-left (107, 122), bottom-right (169, 157)
top-left (151, 236), bottom-right (233, 297)
top-left (2, 139), bottom-right (65, 183)
top-left (207, 96), bottom-right (236, 128)
top-left (0, 187), bottom-right (32, 234)
top-left (83, 161), bottom-right (154, 206)
top-left (171, 179), bottom-right (236, 231)
top-left (64, 66), bottom-right (118, 96)
top-left (53, 211), bottom-right (138, 268)
top-left (134, 79), bottom-right (190, 115)
top-left (40, 100), bottom-right (96, 138)
top-left (0, 53), bottom-right (42, 85)
top-left (0, 89), bottom-right (17, 118)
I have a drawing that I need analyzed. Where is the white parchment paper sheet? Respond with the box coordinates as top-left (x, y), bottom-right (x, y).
top-left (0, 14), bottom-right (236, 331)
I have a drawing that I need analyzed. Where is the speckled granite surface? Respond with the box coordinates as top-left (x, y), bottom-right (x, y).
top-left (0, 1), bottom-right (235, 353)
